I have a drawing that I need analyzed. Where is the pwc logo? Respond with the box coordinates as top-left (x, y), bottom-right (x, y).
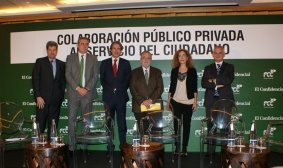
top-left (127, 101), bottom-right (132, 107)
top-left (164, 84), bottom-right (170, 93)
top-left (61, 99), bottom-right (68, 108)
top-left (127, 128), bottom-right (135, 135)
top-left (197, 70), bottom-right (204, 78)
top-left (263, 98), bottom-right (276, 108)
top-left (232, 84), bottom-right (242, 94)
top-left (163, 113), bottom-right (173, 121)
top-left (96, 86), bottom-right (103, 95)
top-left (30, 89), bottom-right (34, 95)
top-left (59, 126), bottom-right (69, 134)
top-left (197, 99), bottom-right (204, 108)
top-left (195, 130), bottom-right (202, 136)
top-left (263, 127), bottom-right (276, 137)
top-left (93, 113), bottom-right (105, 121)
top-left (195, 127), bottom-right (207, 137)
top-left (263, 69), bottom-right (276, 79)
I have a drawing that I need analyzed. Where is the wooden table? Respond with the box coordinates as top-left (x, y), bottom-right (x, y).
top-left (25, 143), bottom-right (68, 168)
top-left (120, 142), bottom-right (164, 168)
top-left (221, 145), bottom-right (270, 168)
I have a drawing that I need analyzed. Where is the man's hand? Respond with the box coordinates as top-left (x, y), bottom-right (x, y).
top-left (77, 87), bottom-right (88, 96)
top-left (208, 78), bottom-right (216, 84)
top-left (36, 97), bottom-right (45, 109)
top-left (142, 99), bottom-right (152, 109)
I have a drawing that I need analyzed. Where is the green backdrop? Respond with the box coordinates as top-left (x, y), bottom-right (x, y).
top-left (1, 15), bottom-right (283, 152)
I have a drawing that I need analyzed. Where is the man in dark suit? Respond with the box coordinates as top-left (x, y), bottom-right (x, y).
top-left (130, 50), bottom-right (164, 131)
top-left (100, 41), bottom-right (131, 145)
top-left (201, 45), bottom-right (235, 155)
top-left (66, 37), bottom-right (99, 151)
top-left (32, 41), bottom-right (66, 139)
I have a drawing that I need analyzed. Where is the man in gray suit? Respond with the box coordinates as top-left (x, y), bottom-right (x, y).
top-left (130, 50), bottom-right (164, 131)
top-left (65, 37), bottom-right (99, 152)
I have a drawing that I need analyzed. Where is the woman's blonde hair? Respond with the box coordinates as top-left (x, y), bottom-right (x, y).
top-left (172, 49), bottom-right (194, 68)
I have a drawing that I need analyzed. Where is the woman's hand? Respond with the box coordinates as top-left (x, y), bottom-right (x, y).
top-left (192, 101), bottom-right (197, 112)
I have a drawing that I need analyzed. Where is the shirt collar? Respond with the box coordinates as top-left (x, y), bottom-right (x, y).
top-left (48, 58), bottom-right (56, 62)
top-left (142, 66), bottom-right (150, 72)
top-left (78, 52), bottom-right (86, 57)
top-left (112, 57), bottom-right (119, 62)
top-left (215, 61), bottom-right (223, 66)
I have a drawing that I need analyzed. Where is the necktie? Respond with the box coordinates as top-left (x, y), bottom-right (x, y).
top-left (80, 55), bottom-right (84, 87)
top-left (50, 60), bottom-right (56, 78)
top-left (214, 64), bottom-right (221, 97)
top-left (216, 64), bottom-right (221, 75)
top-left (144, 69), bottom-right (149, 85)
top-left (113, 59), bottom-right (117, 78)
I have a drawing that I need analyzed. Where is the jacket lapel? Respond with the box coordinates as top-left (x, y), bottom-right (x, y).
top-left (54, 59), bottom-right (59, 79)
top-left (147, 67), bottom-right (153, 87)
top-left (219, 62), bottom-right (226, 75)
top-left (76, 54), bottom-right (81, 82)
top-left (107, 58), bottom-right (115, 79)
top-left (85, 54), bottom-right (90, 80)
top-left (211, 63), bottom-right (217, 76)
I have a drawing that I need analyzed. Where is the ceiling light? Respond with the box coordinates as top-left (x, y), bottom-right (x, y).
top-left (0, 6), bottom-right (59, 16)
top-left (57, 0), bottom-right (239, 12)
top-left (251, 0), bottom-right (283, 3)
top-left (59, 0), bottom-right (102, 4)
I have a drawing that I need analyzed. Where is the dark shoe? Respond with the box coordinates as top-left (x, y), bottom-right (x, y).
top-left (106, 144), bottom-right (115, 157)
top-left (174, 147), bottom-right (180, 155)
top-left (69, 150), bottom-right (74, 158)
top-left (205, 152), bottom-right (215, 157)
top-left (181, 147), bottom-right (188, 157)
top-left (182, 152), bottom-right (188, 157)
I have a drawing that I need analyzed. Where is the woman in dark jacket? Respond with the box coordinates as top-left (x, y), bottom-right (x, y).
top-left (168, 49), bottom-right (198, 156)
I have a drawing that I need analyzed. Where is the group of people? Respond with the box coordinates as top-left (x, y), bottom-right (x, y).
top-left (32, 37), bottom-right (234, 156)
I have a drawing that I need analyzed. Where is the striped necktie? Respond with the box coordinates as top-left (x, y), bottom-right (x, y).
top-left (216, 64), bottom-right (221, 75)
top-left (214, 64), bottom-right (221, 97)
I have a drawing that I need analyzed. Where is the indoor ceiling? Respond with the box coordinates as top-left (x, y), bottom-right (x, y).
top-left (0, 0), bottom-right (283, 17)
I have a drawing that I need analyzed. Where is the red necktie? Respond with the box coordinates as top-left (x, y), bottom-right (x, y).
top-left (113, 59), bottom-right (117, 78)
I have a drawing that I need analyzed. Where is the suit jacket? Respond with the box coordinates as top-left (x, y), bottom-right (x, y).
top-left (32, 56), bottom-right (66, 103)
top-left (130, 66), bottom-right (164, 113)
top-left (65, 53), bottom-right (99, 100)
top-left (201, 61), bottom-right (234, 107)
top-left (169, 67), bottom-right (198, 100)
top-left (100, 57), bottom-right (131, 103)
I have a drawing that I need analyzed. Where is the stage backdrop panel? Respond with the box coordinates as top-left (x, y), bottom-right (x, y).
top-left (0, 15), bottom-right (283, 152)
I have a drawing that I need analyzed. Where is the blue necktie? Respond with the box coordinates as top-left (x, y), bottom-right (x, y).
top-left (50, 60), bottom-right (56, 78)
top-left (214, 64), bottom-right (221, 97)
